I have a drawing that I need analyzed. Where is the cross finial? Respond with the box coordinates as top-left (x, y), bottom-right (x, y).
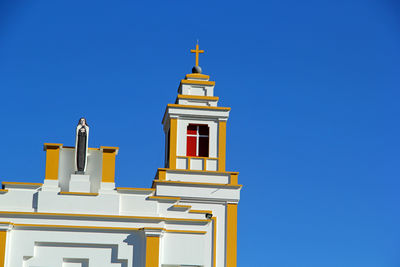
top-left (190, 42), bottom-right (204, 67)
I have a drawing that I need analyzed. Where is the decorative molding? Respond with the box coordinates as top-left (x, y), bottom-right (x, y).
top-left (59, 192), bottom-right (98, 196)
top-left (0, 211), bottom-right (210, 225)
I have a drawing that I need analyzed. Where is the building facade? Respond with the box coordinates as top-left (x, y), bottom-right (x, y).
top-left (0, 45), bottom-right (241, 267)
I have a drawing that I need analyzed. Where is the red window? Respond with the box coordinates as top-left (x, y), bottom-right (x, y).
top-left (186, 124), bottom-right (209, 157)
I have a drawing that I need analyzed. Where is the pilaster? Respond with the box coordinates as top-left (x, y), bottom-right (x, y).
top-left (142, 228), bottom-right (163, 267)
top-left (218, 120), bottom-right (227, 172)
top-left (42, 143), bottom-right (62, 192)
top-left (44, 143), bottom-right (62, 180)
top-left (226, 203), bottom-right (237, 267)
top-left (0, 222), bottom-right (13, 267)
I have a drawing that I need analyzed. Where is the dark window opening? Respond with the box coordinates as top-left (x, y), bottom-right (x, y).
top-left (186, 124), bottom-right (209, 157)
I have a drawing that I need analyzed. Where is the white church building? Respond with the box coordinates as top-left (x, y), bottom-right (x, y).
top-left (0, 45), bottom-right (241, 267)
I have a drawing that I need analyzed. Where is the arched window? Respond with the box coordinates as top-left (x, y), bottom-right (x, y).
top-left (186, 124), bottom-right (209, 157)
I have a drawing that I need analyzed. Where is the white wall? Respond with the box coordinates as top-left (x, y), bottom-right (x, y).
top-left (177, 119), bottom-right (218, 158)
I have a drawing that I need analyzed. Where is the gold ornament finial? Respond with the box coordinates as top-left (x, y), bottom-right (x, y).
top-left (190, 42), bottom-right (204, 67)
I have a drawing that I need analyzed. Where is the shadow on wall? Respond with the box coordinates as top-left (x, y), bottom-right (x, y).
top-left (124, 231), bottom-right (146, 267)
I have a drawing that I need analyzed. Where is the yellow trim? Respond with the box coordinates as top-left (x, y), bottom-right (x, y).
top-left (14, 223), bottom-right (139, 231)
top-left (148, 196), bottom-right (180, 201)
top-left (185, 73), bottom-right (210, 79)
top-left (212, 216), bottom-right (217, 267)
top-left (157, 167), bottom-right (239, 175)
top-left (0, 189), bottom-right (7, 193)
top-left (165, 229), bottom-right (206, 234)
top-left (0, 211), bottom-right (209, 224)
top-left (218, 121), bottom-right (227, 171)
top-left (172, 204), bottom-right (191, 209)
top-left (100, 146), bottom-right (119, 152)
top-left (177, 94), bottom-right (219, 101)
top-left (169, 118), bottom-right (178, 169)
top-left (63, 146), bottom-right (98, 151)
top-left (44, 144), bottom-right (62, 180)
top-left (8, 223), bottom-right (206, 235)
top-left (181, 79), bottom-right (215, 86)
top-left (43, 143), bottom-right (63, 150)
top-left (230, 173), bottom-right (238, 185)
top-left (177, 155), bottom-right (218, 160)
top-left (116, 187), bottom-right (155, 191)
top-left (140, 227), bottom-right (164, 231)
top-left (61, 146), bottom-right (119, 152)
top-left (226, 204), bottom-right (237, 267)
top-left (59, 192), bottom-right (98, 196)
top-left (158, 168), bottom-right (166, 181)
top-left (153, 180), bottom-right (242, 188)
top-left (189, 209), bottom-right (212, 214)
top-left (2, 182), bottom-right (42, 186)
top-left (145, 235), bottom-right (160, 267)
top-left (167, 103), bottom-right (230, 111)
top-left (101, 147), bottom-right (117, 183)
top-left (0, 230), bottom-right (6, 267)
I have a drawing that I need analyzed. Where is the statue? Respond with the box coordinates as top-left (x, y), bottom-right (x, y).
top-left (75, 118), bottom-right (89, 174)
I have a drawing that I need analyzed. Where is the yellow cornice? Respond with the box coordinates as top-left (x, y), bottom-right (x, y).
top-left (43, 143), bottom-right (63, 151)
top-left (177, 94), bottom-right (219, 101)
top-left (148, 196), bottom-right (180, 201)
top-left (185, 73), bottom-right (210, 79)
top-left (0, 211), bottom-right (210, 224)
top-left (14, 223), bottom-right (139, 231)
top-left (60, 146), bottom-right (119, 153)
top-left (140, 227), bottom-right (164, 231)
top-left (157, 167), bottom-right (239, 175)
top-left (162, 103), bottom-right (231, 125)
top-left (167, 103), bottom-right (230, 111)
top-left (165, 229), bottom-right (206, 234)
top-left (172, 204), bottom-right (192, 209)
top-left (2, 182), bottom-right (42, 186)
top-left (153, 180), bottom-right (242, 188)
top-left (180, 79), bottom-right (215, 86)
top-left (116, 187), bottom-right (155, 191)
top-left (59, 192), bottom-right (98, 196)
top-left (7, 223), bottom-right (207, 235)
top-left (2, 182), bottom-right (42, 189)
top-left (189, 209), bottom-right (212, 214)
top-left (100, 146), bottom-right (119, 154)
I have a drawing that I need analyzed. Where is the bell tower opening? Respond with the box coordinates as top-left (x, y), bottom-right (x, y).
top-left (186, 124), bottom-right (209, 157)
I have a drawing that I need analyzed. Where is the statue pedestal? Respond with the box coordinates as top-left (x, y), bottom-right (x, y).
top-left (69, 174), bottom-right (91, 193)
top-left (98, 182), bottom-right (117, 194)
top-left (42, 179), bottom-right (60, 192)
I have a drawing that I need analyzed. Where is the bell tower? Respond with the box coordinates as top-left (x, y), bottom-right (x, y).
top-left (162, 44), bottom-right (230, 173)
top-left (155, 44), bottom-right (240, 267)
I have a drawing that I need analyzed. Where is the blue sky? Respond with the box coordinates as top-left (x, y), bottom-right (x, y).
top-left (1, 0), bottom-right (399, 266)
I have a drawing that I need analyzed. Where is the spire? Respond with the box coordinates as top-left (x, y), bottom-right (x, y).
top-left (190, 41), bottom-right (204, 74)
